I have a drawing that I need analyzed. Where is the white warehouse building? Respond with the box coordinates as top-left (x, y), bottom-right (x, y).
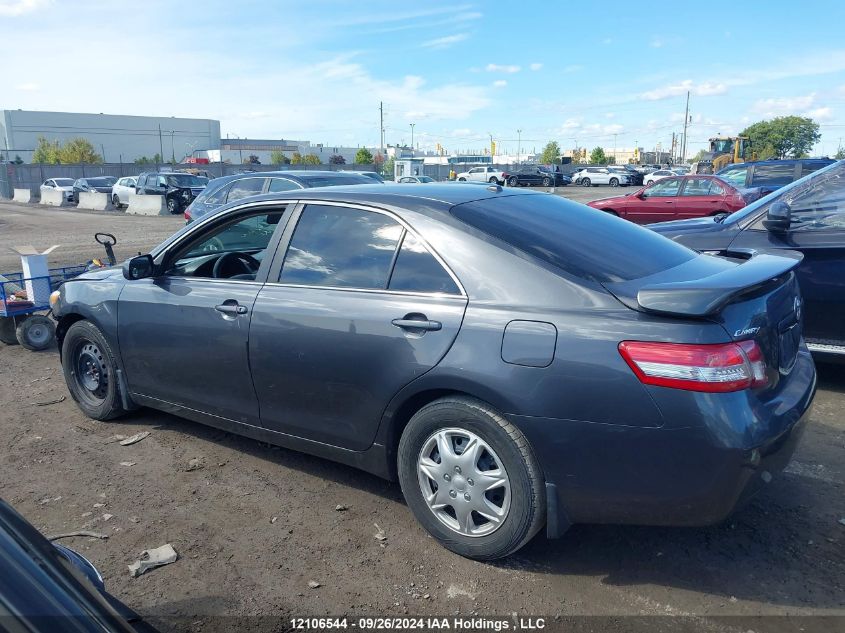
top-left (0, 109), bottom-right (221, 164)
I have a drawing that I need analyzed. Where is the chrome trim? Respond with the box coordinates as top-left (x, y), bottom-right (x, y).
top-left (159, 276), bottom-right (264, 287)
top-left (806, 342), bottom-right (845, 355)
top-left (261, 281), bottom-right (466, 299)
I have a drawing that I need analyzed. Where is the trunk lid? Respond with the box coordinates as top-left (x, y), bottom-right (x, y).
top-left (604, 248), bottom-right (804, 385)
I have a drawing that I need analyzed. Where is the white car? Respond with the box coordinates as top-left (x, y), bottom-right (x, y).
top-left (39, 178), bottom-right (75, 202)
top-left (111, 176), bottom-right (137, 208)
top-left (573, 167), bottom-right (631, 187)
top-left (643, 169), bottom-right (685, 185)
top-left (456, 166), bottom-right (508, 184)
top-left (397, 175), bottom-right (435, 183)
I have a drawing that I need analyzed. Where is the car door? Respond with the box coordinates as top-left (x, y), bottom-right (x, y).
top-left (248, 202), bottom-right (468, 450)
top-left (626, 177), bottom-right (681, 223)
top-left (676, 177), bottom-right (723, 219)
top-left (730, 169), bottom-right (845, 346)
top-left (118, 206), bottom-right (291, 424)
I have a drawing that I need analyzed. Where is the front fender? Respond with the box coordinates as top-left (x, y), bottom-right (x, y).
top-left (54, 276), bottom-right (125, 358)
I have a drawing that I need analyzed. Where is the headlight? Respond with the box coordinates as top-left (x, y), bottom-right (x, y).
top-left (49, 290), bottom-right (61, 307)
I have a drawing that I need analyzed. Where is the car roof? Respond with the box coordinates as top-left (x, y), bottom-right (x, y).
top-left (205, 170), bottom-right (373, 187)
top-left (719, 158), bottom-right (835, 170)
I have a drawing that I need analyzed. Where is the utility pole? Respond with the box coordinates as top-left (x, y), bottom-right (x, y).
top-left (101, 144), bottom-right (106, 163)
top-left (158, 124), bottom-right (164, 163)
top-left (410, 123), bottom-right (415, 154)
top-left (517, 129), bottom-right (522, 165)
top-left (379, 102), bottom-right (384, 161)
top-left (170, 130), bottom-right (176, 163)
top-left (572, 138), bottom-right (578, 163)
top-left (681, 91), bottom-right (690, 163)
top-left (613, 133), bottom-right (618, 163)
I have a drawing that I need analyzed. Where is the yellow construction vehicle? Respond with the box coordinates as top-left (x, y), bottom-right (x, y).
top-left (691, 136), bottom-right (755, 174)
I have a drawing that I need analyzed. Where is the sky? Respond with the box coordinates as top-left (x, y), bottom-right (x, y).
top-left (3, 0), bottom-right (845, 157)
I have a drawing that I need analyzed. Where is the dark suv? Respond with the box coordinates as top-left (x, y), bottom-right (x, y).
top-left (717, 158), bottom-right (834, 196)
top-left (135, 172), bottom-right (209, 214)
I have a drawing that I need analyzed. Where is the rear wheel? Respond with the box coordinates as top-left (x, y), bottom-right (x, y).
top-left (62, 321), bottom-right (125, 420)
top-left (581, 178), bottom-right (591, 187)
top-left (0, 316), bottom-right (19, 345)
top-left (16, 315), bottom-right (55, 351)
top-left (112, 194), bottom-right (121, 209)
top-left (458, 177), bottom-right (466, 182)
top-left (542, 177), bottom-right (551, 187)
top-left (398, 396), bottom-right (545, 560)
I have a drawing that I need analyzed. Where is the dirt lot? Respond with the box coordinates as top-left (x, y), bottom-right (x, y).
top-left (0, 199), bottom-right (843, 632)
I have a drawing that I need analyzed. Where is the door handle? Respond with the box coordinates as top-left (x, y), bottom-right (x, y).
top-left (215, 303), bottom-right (248, 315)
top-left (392, 318), bottom-right (442, 331)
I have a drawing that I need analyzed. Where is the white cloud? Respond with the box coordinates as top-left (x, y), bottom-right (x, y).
top-left (751, 93), bottom-right (834, 122)
top-left (560, 118), bottom-right (581, 131)
top-left (14, 82), bottom-right (40, 91)
top-left (806, 107), bottom-right (834, 121)
top-left (641, 79), bottom-right (728, 100)
top-left (0, 0), bottom-right (49, 17)
top-left (529, 63), bottom-right (543, 71)
top-left (485, 63), bottom-right (521, 73)
top-left (563, 64), bottom-right (583, 73)
top-left (650, 38), bottom-right (663, 48)
top-left (492, 80), bottom-right (507, 88)
top-left (421, 33), bottom-right (468, 49)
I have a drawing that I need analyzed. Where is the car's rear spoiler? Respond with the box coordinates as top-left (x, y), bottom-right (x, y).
top-left (603, 248), bottom-right (803, 318)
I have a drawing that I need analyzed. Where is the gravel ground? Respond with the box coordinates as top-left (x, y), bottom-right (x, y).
top-left (0, 197), bottom-right (843, 633)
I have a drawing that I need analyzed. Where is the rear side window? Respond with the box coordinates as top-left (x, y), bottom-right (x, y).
top-left (389, 232), bottom-right (460, 294)
top-left (268, 177), bottom-right (301, 192)
top-left (718, 167), bottom-right (748, 187)
top-left (226, 177), bottom-right (266, 202)
top-left (451, 195), bottom-right (695, 283)
top-left (751, 163), bottom-right (796, 187)
top-left (681, 178), bottom-right (713, 196)
top-left (280, 205), bottom-right (402, 289)
top-left (201, 182), bottom-right (231, 204)
top-left (802, 161), bottom-right (829, 177)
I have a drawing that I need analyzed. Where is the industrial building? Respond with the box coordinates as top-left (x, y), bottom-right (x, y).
top-left (0, 109), bottom-right (221, 164)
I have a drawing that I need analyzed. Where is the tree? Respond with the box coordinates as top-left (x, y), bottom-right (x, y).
top-left (270, 150), bottom-right (290, 165)
top-left (835, 146), bottom-right (845, 160)
top-left (739, 116), bottom-right (821, 160)
top-left (58, 138), bottom-right (102, 164)
top-left (303, 153), bottom-right (321, 165)
top-left (328, 154), bottom-right (346, 165)
top-left (290, 152), bottom-right (303, 165)
top-left (688, 149), bottom-right (708, 164)
top-left (32, 136), bottom-right (61, 164)
top-left (354, 148), bottom-right (374, 164)
top-left (589, 146), bottom-right (608, 165)
top-left (382, 156), bottom-right (395, 178)
top-left (134, 153), bottom-right (162, 165)
top-left (539, 141), bottom-right (561, 164)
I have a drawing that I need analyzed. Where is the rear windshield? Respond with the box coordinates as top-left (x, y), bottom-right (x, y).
top-left (451, 194), bottom-right (696, 283)
top-left (301, 175), bottom-right (371, 187)
top-left (166, 174), bottom-right (207, 187)
top-left (88, 177), bottom-right (116, 186)
top-left (54, 178), bottom-right (74, 186)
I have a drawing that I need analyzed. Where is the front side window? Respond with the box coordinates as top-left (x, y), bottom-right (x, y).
top-left (226, 177), bottom-right (266, 203)
top-left (166, 211), bottom-right (284, 279)
top-left (751, 164), bottom-right (845, 232)
top-left (645, 178), bottom-right (681, 197)
top-left (280, 205), bottom-right (402, 289)
top-left (268, 178), bottom-right (301, 192)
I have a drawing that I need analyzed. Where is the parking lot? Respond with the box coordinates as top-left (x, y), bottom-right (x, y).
top-left (0, 198), bottom-right (843, 632)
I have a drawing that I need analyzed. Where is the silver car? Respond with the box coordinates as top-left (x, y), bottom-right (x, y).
top-left (573, 167), bottom-right (631, 187)
top-left (39, 178), bottom-right (75, 202)
top-left (111, 176), bottom-right (137, 208)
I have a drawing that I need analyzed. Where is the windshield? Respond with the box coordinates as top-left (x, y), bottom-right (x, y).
top-left (88, 177), bottom-right (116, 186)
top-left (418, 176), bottom-right (434, 182)
top-left (302, 175), bottom-right (372, 187)
top-left (166, 174), bottom-right (207, 187)
top-left (54, 178), bottom-right (74, 186)
top-left (712, 139), bottom-right (733, 154)
top-left (724, 160), bottom-right (845, 225)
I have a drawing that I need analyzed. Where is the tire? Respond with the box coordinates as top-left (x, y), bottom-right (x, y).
top-left (542, 177), bottom-right (551, 187)
top-left (16, 315), bottom-right (55, 351)
top-left (581, 178), bottom-right (591, 187)
top-left (609, 178), bottom-right (619, 187)
top-left (397, 396), bottom-right (546, 560)
top-left (112, 194), bottom-right (121, 209)
top-left (166, 197), bottom-right (180, 214)
top-left (488, 177), bottom-right (498, 184)
top-left (458, 177), bottom-right (466, 182)
top-left (0, 316), bottom-right (19, 345)
top-left (61, 320), bottom-right (126, 421)
top-left (507, 176), bottom-right (519, 187)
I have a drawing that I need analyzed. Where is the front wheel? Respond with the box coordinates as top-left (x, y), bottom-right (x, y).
top-left (488, 177), bottom-right (498, 184)
top-left (16, 315), bottom-right (55, 351)
top-left (167, 197), bottom-right (180, 214)
top-left (507, 176), bottom-right (519, 187)
top-left (112, 194), bottom-right (121, 209)
top-left (581, 178), bottom-right (591, 187)
top-left (62, 321), bottom-right (126, 420)
top-left (398, 396), bottom-right (546, 560)
top-left (542, 177), bottom-right (551, 187)
top-left (0, 316), bottom-right (19, 345)
top-left (609, 178), bottom-right (619, 187)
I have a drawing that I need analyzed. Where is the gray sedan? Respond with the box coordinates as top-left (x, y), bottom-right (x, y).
top-left (52, 184), bottom-right (815, 560)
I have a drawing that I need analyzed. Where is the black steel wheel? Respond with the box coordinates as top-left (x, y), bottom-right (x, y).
top-left (62, 321), bottom-right (126, 420)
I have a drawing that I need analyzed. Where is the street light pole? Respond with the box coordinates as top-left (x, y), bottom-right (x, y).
top-left (517, 129), bottom-right (522, 165)
top-left (410, 123), bottom-right (415, 154)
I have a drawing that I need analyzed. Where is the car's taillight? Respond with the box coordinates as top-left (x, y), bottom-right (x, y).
top-left (184, 206), bottom-right (192, 223)
top-left (618, 340), bottom-right (769, 392)
top-left (502, 172), bottom-right (509, 178)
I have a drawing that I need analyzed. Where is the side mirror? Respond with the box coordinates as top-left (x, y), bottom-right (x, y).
top-left (763, 201), bottom-right (791, 232)
top-left (123, 254), bottom-right (155, 280)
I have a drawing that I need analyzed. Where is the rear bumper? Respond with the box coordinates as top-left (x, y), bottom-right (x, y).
top-left (510, 349), bottom-right (816, 536)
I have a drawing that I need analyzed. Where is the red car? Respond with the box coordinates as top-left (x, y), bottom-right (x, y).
top-left (587, 175), bottom-right (759, 224)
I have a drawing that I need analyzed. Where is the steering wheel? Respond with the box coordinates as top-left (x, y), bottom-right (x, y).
top-left (212, 252), bottom-right (260, 279)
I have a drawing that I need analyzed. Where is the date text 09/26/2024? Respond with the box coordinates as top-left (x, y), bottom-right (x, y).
top-left (289, 617), bottom-right (547, 631)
